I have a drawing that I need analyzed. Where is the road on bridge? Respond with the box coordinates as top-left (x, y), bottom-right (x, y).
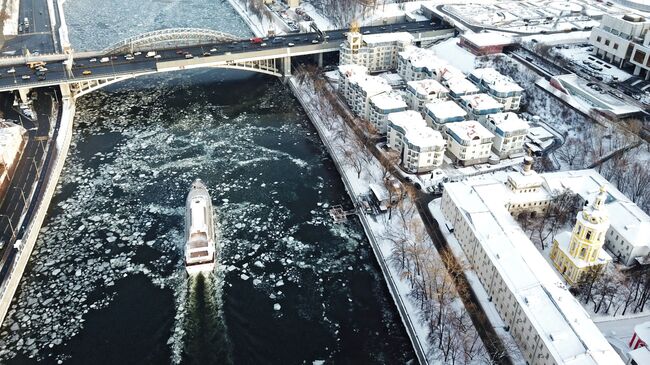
top-left (0, 20), bottom-right (451, 91)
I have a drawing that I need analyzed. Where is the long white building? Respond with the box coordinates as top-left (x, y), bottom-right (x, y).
top-left (444, 120), bottom-right (494, 166)
top-left (340, 31), bottom-right (413, 73)
top-left (347, 74), bottom-right (392, 120)
top-left (405, 79), bottom-right (449, 114)
top-left (468, 68), bottom-right (523, 111)
top-left (387, 110), bottom-right (445, 173)
top-left (396, 46), bottom-right (449, 82)
top-left (481, 112), bottom-right (529, 158)
top-left (439, 168), bottom-right (624, 365)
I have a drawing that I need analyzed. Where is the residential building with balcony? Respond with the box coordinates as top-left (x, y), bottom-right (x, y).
top-left (405, 79), bottom-right (449, 114)
top-left (468, 68), bottom-right (523, 111)
top-left (347, 75), bottom-right (392, 119)
top-left (444, 120), bottom-right (493, 166)
top-left (368, 91), bottom-right (408, 134)
top-left (387, 111), bottom-right (445, 173)
top-left (396, 46), bottom-right (446, 82)
top-left (423, 100), bottom-right (467, 131)
top-left (459, 93), bottom-right (504, 122)
top-left (481, 112), bottom-right (529, 158)
top-left (340, 31), bottom-right (413, 73)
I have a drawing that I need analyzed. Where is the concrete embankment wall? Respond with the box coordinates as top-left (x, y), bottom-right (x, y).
top-left (0, 92), bottom-right (75, 326)
top-left (287, 78), bottom-right (430, 365)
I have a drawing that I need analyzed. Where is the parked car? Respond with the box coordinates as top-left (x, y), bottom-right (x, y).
top-left (89, 58), bottom-right (97, 62)
top-left (287, 43), bottom-right (295, 47)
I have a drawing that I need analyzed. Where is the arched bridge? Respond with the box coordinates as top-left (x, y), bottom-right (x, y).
top-left (104, 28), bottom-right (241, 54)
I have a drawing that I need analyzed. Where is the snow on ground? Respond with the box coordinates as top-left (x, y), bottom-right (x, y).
top-left (291, 75), bottom-right (490, 363)
top-left (299, 2), bottom-right (336, 31)
top-left (552, 44), bottom-right (632, 82)
top-left (430, 38), bottom-right (476, 74)
top-left (1, 0), bottom-right (19, 37)
top-left (429, 199), bottom-right (526, 364)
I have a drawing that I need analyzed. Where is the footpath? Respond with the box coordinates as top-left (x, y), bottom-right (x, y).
top-left (289, 76), bottom-right (479, 364)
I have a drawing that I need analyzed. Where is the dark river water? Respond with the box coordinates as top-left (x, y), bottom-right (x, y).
top-left (0, 70), bottom-right (414, 364)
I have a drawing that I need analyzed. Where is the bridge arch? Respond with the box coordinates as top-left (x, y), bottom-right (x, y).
top-left (103, 28), bottom-right (241, 54)
top-left (69, 60), bottom-right (284, 99)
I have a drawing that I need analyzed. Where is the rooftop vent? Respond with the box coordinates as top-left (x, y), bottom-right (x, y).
top-left (623, 14), bottom-right (646, 22)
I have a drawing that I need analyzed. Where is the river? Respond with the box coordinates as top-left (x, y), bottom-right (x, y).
top-left (0, 1), bottom-right (415, 364)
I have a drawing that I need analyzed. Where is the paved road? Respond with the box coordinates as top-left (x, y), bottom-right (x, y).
top-left (0, 89), bottom-right (55, 284)
top-left (0, 20), bottom-right (451, 90)
top-left (1, 0), bottom-right (57, 56)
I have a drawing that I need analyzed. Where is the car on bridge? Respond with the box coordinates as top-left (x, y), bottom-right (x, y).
top-left (82, 70), bottom-right (92, 75)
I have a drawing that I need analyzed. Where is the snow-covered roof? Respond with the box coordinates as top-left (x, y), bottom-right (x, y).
top-left (605, 201), bottom-right (650, 248)
top-left (444, 76), bottom-right (480, 96)
top-left (424, 100), bottom-right (467, 121)
top-left (370, 91), bottom-right (407, 111)
top-left (461, 32), bottom-right (514, 47)
top-left (445, 120), bottom-right (493, 142)
top-left (629, 347), bottom-right (650, 365)
top-left (399, 45), bottom-right (447, 72)
top-left (530, 169), bottom-right (650, 251)
top-left (338, 64), bottom-right (368, 78)
top-left (388, 111), bottom-right (444, 149)
top-left (634, 321), bottom-right (650, 343)
top-left (378, 72), bottom-right (404, 87)
top-left (351, 75), bottom-right (392, 96)
top-left (470, 67), bottom-right (524, 94)
top-left (362, 32), bottom-right (413, 46)
top-left (443, 176), bottom-right (624, 365)
top-left (407, 79), bottom-right (448, 97)
top-left (460, 93), bottom-right (503, 112)
top-left (486, 112), bottom-right (529, 133)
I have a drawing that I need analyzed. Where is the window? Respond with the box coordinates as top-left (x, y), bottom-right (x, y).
top-left (596, 36), bottom-right (602, 42)
top-left (604, 40), bottom-right (610, 46)
top-left (586, 231), bottom-right (592, 240)
top-left (633, 50), bottom-right (646, 64)
top-left (613, 43), bottom-right (618, 50)
top-left (580, 247), bottom-right (586, 258)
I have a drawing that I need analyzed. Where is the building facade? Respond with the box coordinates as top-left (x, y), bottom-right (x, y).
top-left (387, 111), bottom-right (445, 173)
top-left (368, 91), bottom-right (408, 134)
top-left (405, 79), bottom-right (449, 114)
top-left (550, 186), bottom-right (613, 286)
top-left (340, 31), bottom-right (413, 73)
top-left (459, 93), bottom-right (504, 122)
top-left (589, 13), bottom-right (650, 70)
top-left (482, 112), bottom-right (529, 158)
top-left (468, 68), bottom-right (523, 111)
top-left (630, 31), bottom-right (650, 80)
top-left (424, 100), bottom-right (467, 131)
top-left (444, 120), bottom-right (494, 166)
top-left (439, 172), bottom-right (623, 365)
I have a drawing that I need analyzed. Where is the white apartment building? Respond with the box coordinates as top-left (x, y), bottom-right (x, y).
top-left (340, 31), bottom-right (413, 73)
top-left (482, 112), bottom-right (529, 159)
top-left (444, 120), bottom-right (494, 166)
top-left (405, 79), bottom-right (449, 114)
top-left (387, 111), bottom-right (445, 173)
top-left (347, 75), bottom-right (392, 120)
top-left (630, 31), bottom-right (650, 80)
top-left (396, 46), bottom-right (448, 82)
top-left (338, 64), bottom-right (369, 101)
top-left (604, 200), bottom-right (650, 266)
top-left (459, 93), bottom-right (504, 122)
top-left (442, 75), bottom-right (481, 100)
top-left (468, 68), bottom-right (523, 111)
top-left (589, 13), bottom-right (650, 69)
top-left (423, 100), bottom-right (467, 131)
top-left (368, 91), bottom-right (408, 134)
top-left (439, 170), bottom-right (624, 365)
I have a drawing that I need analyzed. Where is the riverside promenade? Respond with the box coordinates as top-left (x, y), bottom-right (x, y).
top-left (288, 77), bottom-right (433, 364)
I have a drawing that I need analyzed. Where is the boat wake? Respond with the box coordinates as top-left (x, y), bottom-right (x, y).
top-left (181, 271), bottom-right (232, 364)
